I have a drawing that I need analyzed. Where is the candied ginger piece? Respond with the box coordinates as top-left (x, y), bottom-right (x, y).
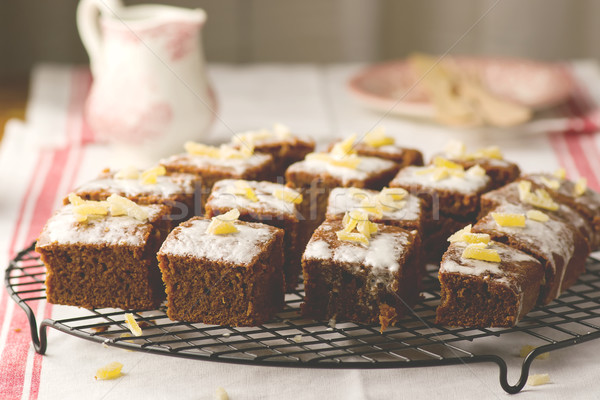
top-left (273, 188), bottom-right (303, 204)
top-left (95, 361), bottom-right (123, 380)
top-left (114, 166), bottom-right (140, 180)
top-left (553, 168), bottom-right (566, 180)
top-left (184, 141), bottom-right (220, 157)
top-left (207, 208), bottom-right (240, 235)
top-left (466, 164), bottom-right (486, 177)
top-left (432, 168), bottom-right (449, 181)
top-left (329, 155), bottom-right (361, 169)
top-left (124, 313), bottom-right (143, 337)
top-left (526, 209), bottom-right (549, 222)
top-left (527, 374), bottom-right (550, 386)
top-left (448, 225), bottom-right (490, 244)
top-left (574, 177), bottom-right (587, 197)
top-left (491, 212), bottom-right (526, 227)
top-left (360, 198), bottom-right (384, 218)
top-left (68, 192), bottom-right (85, 206)
top-left (218, 208), bottom-right (240, 221)
top-left (527, 190), bottom-right (559, 211)
top-left (331, 134), bottom-right (358, 157)
top-left (106, 194), bottom-right (148, 221)
top-left (540, 176), bottom-right (560, 190)
top-left (73, 203), bottom-right (108, 223)
top-left (379, 187), bottom-right (407, 201)
top-left (470, 145), bottom-right (503, 160)
top-left (520, 345), bottom-right (550, 359)
top-left (227, 181), bottom-right (258, 202)
top-left (363, 127), bottom-right (394, 147)
top-left (139, 165), bottom-right (166, 185)
top-left (357, 219), bottom-right (378, 238)
top-left (433, 156), bottom-right (463, 170)
top-left (518, 180), bottom-right (532, 201)
top-left (342, 210), bottom-right (367, 232)
top-left (462, 243), bottom-right (501, 262)
top-left (444, 140), bottom-right (466, 158)
top-left (215, 387), bottom-right (229, 400)
top-left (336, 230), bottom-right (369, 246)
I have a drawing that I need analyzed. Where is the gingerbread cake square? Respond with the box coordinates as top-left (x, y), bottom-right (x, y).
top-left (230, 124), bottom-right (315, 179)
top-left (157, 216), bottom-right (285, 326)
top-left (472, 203), bottom-right (589, 305)
top-left (205, 179), bottom-right (303, 290)
top-left (286, 138), bottom-right (399, 230)
top-left (325, 187), bottom-right (424, 233)
top-left (437, 141), bottom-right (520, 189)
top-left (160, 143), bottom-right (274, 200)
top-left (65, 166), bottom-right (202, 223)
top-left (36, 201), bottom-right (171, 310)
top-left (436, 239), bottom-right (544, 328)
top-left (301, 219), bottom-right (421, 330)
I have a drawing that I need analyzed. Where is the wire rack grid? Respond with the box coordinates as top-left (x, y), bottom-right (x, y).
top-left (6, 242), bottom-right (600, 394)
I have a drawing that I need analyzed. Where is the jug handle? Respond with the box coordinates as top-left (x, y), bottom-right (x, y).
top-left (76, 0), bottom-right (123, 77)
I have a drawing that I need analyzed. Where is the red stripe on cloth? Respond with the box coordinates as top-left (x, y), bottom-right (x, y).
top-left (1, 68), bottom-right (90, 399)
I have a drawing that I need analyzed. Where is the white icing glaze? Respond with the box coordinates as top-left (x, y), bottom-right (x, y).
top-left (326, 187), bottom-right (421, 222)
top-left (207, 180), bottom-right (297, 216)
top-left (303, 240), bottom-right (332, 260)
top-left (391, 166), bottom-right (489, 194)
top-left (287, 155), bottom-right (396, 186)
top-left (476, 203), bottom-right (574, 296)
top-left (74, 174), bottom-right (195, 198)
top-left (159, 218), bottom-right (276, 265)
top-left (39, 204), bottom-right (163, 246)
top-left (160, 153), bottom-right (272, 176)
top-left (302, 224), bottom-right (410, 272)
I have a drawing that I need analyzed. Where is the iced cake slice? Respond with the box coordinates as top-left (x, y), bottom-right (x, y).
top-left (301, 217), bottom-right (421, 331)
top-left (157, 212), bottom-right (285, 326)
top-left (205, 179), bottom-right (303, 290)
top-left (36, 196), bottom-right (171, 310)
top-left (436, 228), bottom-right (544, 327)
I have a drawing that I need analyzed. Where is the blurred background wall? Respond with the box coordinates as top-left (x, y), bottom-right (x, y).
top-left (1, 0), bottom-right (599, 78)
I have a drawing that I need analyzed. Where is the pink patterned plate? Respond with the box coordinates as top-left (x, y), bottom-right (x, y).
top-left (348, 57), bottom-right (573, 119)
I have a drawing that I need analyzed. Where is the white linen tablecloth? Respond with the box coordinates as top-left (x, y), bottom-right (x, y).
top-left (2, 62), bottom-right (600, 400)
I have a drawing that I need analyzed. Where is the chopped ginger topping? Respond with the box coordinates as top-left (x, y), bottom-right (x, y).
top-left (226, 180), bottom-right (258, 202)
top-left (553, 168), bottom-right (566, 180)
top-left (468, 145), bottom-right (503, 160)
top-left (68, 193), bottom-right (85, 206)
top-left (574, 177), bottom-right (587, 197)
top-left (305, 152), bottom-right (361, 169)
top-left (107, 194), bottom-right (149, 221)
top-left (214, 387), bottom-right (230, 400)
top-left (462, 243), bottom-right (501, 262)
top-left (448, 225), bottom-right (490, 244)
top-left (95, 361), bottom-right (123, 380)
top-left (139, 165), bottom-right (166, 185)
top-left (379, 187), bottom-right (407, 201)
top-left (518, 181), bottom-right (559, 211)
top-left (527, 374), bottom-right (550, 386)
top-left (336, 231), bottom-right (370, 246)
top-left (185, 141), bottom-right (253, 159)
top-left (363, 127), bottom-right (394, 147)
top-left (433, 156), bottom-right (463, 170)
top-left (526, 209), bottom-right (549, 222)
top-left (73, 203), bottom-right (108, 222)
top-left (124, 313), bottom-right (143, 337)
top-left (466, 164), bottom-right (486, 177)
top-left (432, 168), bottom-right (450, 181)
top-left (520, 345), bottom-right (550, 359)
top-left (337, 210), bottom-right (378, 245)
top-left (232, 123), bottom-right (292, 146)
top-left (273, 188), bottom-right (303, 204)
top-left (443, 140), bottom-right (466, 159)
top-left (115, 166), bottom-right (140, 180)
top-left (206, 209), bottom-right (240, 235)
top-left (331, 134), bottom-right (358, 158)
top-left (492, 212), bottom-right (526, 227)
top-left (540, 176), bottom-right (560, 190)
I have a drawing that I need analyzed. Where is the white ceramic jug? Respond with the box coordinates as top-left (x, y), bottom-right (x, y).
top-left (77, 0), bottom-right (216, 166)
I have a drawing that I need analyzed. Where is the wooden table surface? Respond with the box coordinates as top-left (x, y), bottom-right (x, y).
top-left (0, 78), bottom-right (29, 142)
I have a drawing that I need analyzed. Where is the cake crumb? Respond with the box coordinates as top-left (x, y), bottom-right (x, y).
top-left (92, 325), bottom-right (109, 333)
top-left (124, 313), bottom-right (143, 337)
top-left (519, 345), bottom-right (550, 359)
top-left (214, 386), bottom-right (229, 400)
top-left (292, 334), bottom-right (303, 343)
top-left (222, 332), bottom-right (231, 338)
top-left (527, 373), bottom-right (550, 386)
top-left (95, 361), bottom-right (123, 380)
top-left (328, 318), bottom-right (336, 329)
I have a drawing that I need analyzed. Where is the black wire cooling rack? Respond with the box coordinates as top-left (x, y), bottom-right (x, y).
top-left (6, 242), bottom-right (600, 394)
